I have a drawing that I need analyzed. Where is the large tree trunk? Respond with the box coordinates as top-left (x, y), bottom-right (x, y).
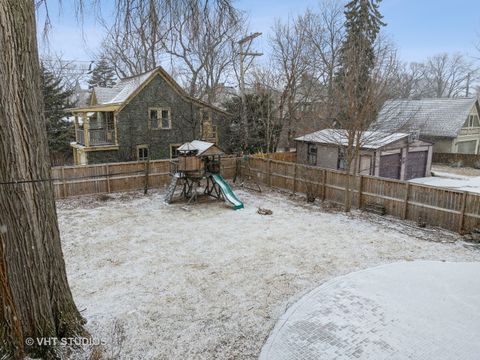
top-left (0, 1), bottom-right (84, 358)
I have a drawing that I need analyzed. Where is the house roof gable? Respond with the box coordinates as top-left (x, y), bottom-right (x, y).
top-left (376, 97), bottom-right (478, 138)
top-left (87, 67), bottom-right (229, 115)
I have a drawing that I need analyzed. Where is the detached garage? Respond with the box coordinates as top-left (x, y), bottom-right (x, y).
top-left (295, 129), bottom-right (433, 181)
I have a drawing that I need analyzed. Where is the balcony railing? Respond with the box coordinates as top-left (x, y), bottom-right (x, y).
top-left (459, 127), bottom-right (480, 136)
top-left (75, 129), bottom-right (115, 146)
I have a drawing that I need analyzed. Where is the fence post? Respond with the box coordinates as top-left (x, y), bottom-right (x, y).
top-left (105, 164), bottom-right (111, 193)
top-left (267, 159), bottom-right (272, 187)
top-left (61, 167), bottom-right (67, 198)
top-left (402, 182), bottom-right (410, 219)
top-left (459, 191), bottom-right (467, 233)
top-left (292, 163), bottom-right (297, 194)
top-left (144, 160), bottom-right (150, 195)
top-left (358, 175), bottom-right (364, 209)
top-left (321, 169), bottom-right (327, 202)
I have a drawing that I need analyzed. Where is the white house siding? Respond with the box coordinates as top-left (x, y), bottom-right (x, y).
top-left (454, 106), bottom-right (480, 154)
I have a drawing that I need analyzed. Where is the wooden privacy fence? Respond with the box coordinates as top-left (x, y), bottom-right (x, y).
top-left (51, 155), bottom-right (480, 233)
top-left (51, 158), bottom-right (237, 199)
top-left (253, 152), bottom-right (297, 162)
top-left (432, 152), bottom-right (480, 168)
top-left (241, 157), bottom-right (480, 233)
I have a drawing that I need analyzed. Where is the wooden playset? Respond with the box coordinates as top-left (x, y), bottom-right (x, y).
top-left (164, 140), bottom-right (244, 210)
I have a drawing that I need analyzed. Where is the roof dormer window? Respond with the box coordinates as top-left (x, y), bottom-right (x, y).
top-left (463, 114), bottom-right (479, 128)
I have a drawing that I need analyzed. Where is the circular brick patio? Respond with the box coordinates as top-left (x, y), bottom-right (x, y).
top-left (260, 261), bottom-right (480, 360)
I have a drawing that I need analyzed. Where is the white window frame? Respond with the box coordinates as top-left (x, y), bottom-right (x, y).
top-left (149, 107), bottom-right (171, 130)
top-left (464, 114), bottom-right (480, 128)
top-left (136, 144), bottom-right (149, 161)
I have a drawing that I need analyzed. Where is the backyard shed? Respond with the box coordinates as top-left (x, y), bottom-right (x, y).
top-left (295, 129), bottom-right (433, 180)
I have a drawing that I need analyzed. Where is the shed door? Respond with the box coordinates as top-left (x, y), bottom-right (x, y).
top-left (405, 151), bottom-right (428, 180)
top-left (379, 153), bottom-right (401, 179)
top-left (359, 155), bottom-right (372, 175)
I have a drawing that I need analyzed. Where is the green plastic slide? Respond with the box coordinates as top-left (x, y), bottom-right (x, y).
top-left (211, 174), bottom-right (244, 210)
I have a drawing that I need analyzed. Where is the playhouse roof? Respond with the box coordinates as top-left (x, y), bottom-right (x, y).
top-left (177, 140), bottom-right (224, 156)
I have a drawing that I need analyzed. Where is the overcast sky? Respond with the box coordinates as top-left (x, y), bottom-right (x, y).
top-left (37, 0), bottom-right (480, 65)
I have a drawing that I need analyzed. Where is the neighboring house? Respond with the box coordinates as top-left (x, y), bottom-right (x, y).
top-left (69, 81), bottom-right (91, 108)
top-left (295, 129), bottom-right (433, 180)
top-left (69, 67), bottom-right (230, 165)
top-left (376, 97), bottom-right (480, 154)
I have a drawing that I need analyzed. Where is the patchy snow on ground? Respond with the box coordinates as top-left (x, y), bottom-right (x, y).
top-left (57, 188), bottom-right (480, 359)
top-left (410, 171), bottom-right (480, 193)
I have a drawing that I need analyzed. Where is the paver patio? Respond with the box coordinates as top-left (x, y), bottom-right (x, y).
top-left (260, 261), bottom-right (480, 360)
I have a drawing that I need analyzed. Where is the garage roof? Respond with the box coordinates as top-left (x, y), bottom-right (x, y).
top-left (295, 129), bottom-right (410, 150)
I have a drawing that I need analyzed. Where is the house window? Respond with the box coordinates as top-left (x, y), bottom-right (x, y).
top-left (338, 147), bottom-right (347, 170)
top-left (464, 114), bottom-right (480, 128)
top-left (307, 143), bottom-right (317, 165)
top-left (137, 145), bottom-right (149, 161)
top-left (149, 108), bottom-right (171, 129)
top-left (170, 144), bottom-right (181, 159)
top-left (202, 109), bottom-right (211, 122)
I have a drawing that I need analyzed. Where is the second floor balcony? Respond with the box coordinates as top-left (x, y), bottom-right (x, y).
top-left (72, 109), bottom-right (118, 148)
top-left (75, 128), bottom-right (116, 146)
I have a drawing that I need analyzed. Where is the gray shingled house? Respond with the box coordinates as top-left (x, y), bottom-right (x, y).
top-left (295, 129), bottom-right (433, 180)
top-left (69, 67), bottom-right (230, 165)
top-left (376, 97), bottom-right (480, 154)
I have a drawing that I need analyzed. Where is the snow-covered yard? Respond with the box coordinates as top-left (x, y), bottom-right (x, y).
top-left (57, 188), bottom-right (480, 359)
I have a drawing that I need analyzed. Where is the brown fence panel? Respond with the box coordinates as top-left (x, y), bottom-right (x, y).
top-left (254, 152), bottom-right (297, 163)
top-left (241, 157), bottom-right (480, 234)
top-left (405, 184), bottom-right (464, 231)
top-left (361, 176), bottom-right (406, 218)
top-left (52, 157), bottom-right (239, 199)
top-left (51, 155), bottom-right (480, 234)
top-left (269, 160), bottom-right (296, 191)
top-left (464, 192), bottom-right (480, 232)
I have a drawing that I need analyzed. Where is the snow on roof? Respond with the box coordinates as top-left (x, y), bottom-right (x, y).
top-left (295, 129), bottom-right (409, 149)
top-left (376, 98), bottom-right (478, 138)
top-left (94, 87), bottom-right (122, 104)
top-left (93, 68), bottom-right (158, 105)
top-left (89, 67), bottom-right (229, 116)
top-left (70, 89), bottom-right (91, 108)
top-left (177, 140), bottom-right (218, 155)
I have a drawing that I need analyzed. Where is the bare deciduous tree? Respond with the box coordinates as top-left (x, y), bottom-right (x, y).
top-left (101, 0), bottom-right (243, 105)
top-left (422, 53), bottom-right (478, 98)
top-left (302, 1), bottom-right (345, 119)
top-left (270, 16), bottom-right (310, 150)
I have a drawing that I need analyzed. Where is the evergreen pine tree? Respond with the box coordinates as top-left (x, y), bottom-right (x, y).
top-left (41, 64), bottom-right (75, 161)
top-left (87, 56), bottom-right (117, 89)
top-left (337, 0), bottom-right (385, 104)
